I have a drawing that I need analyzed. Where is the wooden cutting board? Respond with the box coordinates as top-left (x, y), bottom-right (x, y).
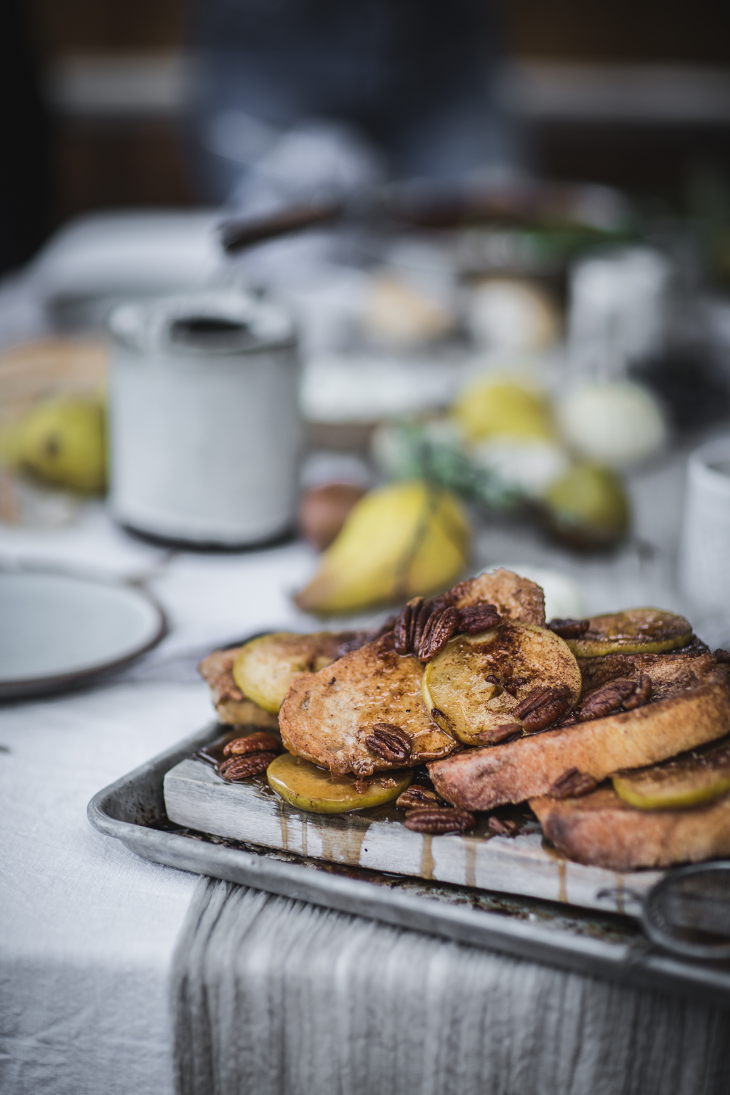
top-left (164, 757), bottom-right (664, 916)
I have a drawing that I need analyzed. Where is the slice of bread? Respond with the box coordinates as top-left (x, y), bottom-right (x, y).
top-left (531, 783), bottom-right (730, 870)
top-left (279, 633), bottom-right (456, 778)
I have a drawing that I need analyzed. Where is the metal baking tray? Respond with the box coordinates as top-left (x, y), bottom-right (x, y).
top-left (88, 722), bottom-right (730, 1006)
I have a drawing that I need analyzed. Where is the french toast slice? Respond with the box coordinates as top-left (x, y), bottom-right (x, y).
top-left (279, 633), bottom-right (456, 777)
top-left (531, 783), bottom-right (730, 870)
top-left (428, 659), bottom-right (730, 811)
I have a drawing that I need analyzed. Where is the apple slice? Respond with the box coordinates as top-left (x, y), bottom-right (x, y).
top-left (421, 623), bottom-right (581, 745)
top-left (267, 752), bottom-right (412, 814)
top-left (567, 608), bottom-right (692, 658)
top-left (233, 631), bottom-right (349, 713)
top-left (613, 739), bottom-right (730, 810)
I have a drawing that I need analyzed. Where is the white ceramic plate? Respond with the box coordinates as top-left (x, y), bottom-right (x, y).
top-left (0, 569), bottom-right (166, 699)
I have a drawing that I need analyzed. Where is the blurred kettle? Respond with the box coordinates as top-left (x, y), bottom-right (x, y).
top-left (108, 290), bottom-right (302, 547)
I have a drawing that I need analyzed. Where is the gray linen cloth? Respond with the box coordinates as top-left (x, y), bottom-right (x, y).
top-left (171, 878), bottom-right (730, 1095)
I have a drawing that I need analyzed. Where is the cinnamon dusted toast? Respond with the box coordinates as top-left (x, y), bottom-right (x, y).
top-left (279, 633), bottom-right (456, 777)
top-left (531, 783), bottom-right (730, 871)
top-left (428, 654), bottom-right (730, 811)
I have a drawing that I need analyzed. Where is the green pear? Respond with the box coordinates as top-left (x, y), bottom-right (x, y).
top-left (19, 397), bottom-right (107, 494)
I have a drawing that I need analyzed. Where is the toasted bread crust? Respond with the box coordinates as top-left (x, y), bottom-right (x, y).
top-left (279, 634), bottom-right (456, 777)
top-left (198, 647), bottom-right (280, 728)
top-left (198, 648), bottom-right (278, 726)
top-left (447, 568), bottom-right (546, 626)
top-left (531, 785), bottom-right (730, 870)
top-left (429, 668), bottom-right (730, 810)
top-left (199, 647), bottom-right (245, 706)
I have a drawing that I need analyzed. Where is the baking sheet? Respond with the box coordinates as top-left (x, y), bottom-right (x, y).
top-left (88, 722), bottom-right (730, 1005)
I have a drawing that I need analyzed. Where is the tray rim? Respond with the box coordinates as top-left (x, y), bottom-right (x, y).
top-left (87, 722), bottom-right (730, 1007)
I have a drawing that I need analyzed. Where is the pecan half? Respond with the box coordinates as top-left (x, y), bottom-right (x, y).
top-left (622, 674), bottom-right (653, 710)
top-left (404, 807), bottom-right (476, 833)
top-left (394, 597), bottom-right (435, 656)
top-left (548, 617), bottom-right (590, 639)
top-left (487, 816), bottom-right (519, 836)
top-left (580, 675), bottom-right (652, 720)
top-left (512, 685), bottom-right (571, 732)
top-left (394, 598), bottom-right (420, 655)
top-left (417, 605), bottom-right (459, 662)
top-left (396, 785), bottom-right (442, 809)
top-left (365, 723), bottom-right (412, 764)
top-left (218, 752), bottom-right (276, 780)
top-left (715, 648), bottom-right (730, 665)
top-left (457, 602), bottom-right (501, 635)
top-left (549, 767), bottom-right (599, 799)
top-left (223, 731), bottom-right (281, 756)
top-left (411, 598), bottom-right (435, 653)
top-left (474, 722), bottom-right (523, 745)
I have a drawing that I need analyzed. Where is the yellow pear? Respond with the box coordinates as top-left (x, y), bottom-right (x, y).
top-left (19, 397), bottom-right (107, 493)
top-left (295, 479), bottom-right (470, 615)
top-left (453, 376), bottom-right (555, 444)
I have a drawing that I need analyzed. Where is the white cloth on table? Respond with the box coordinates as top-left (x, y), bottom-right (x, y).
top-left (0, 682), bottom-right (209, 1095)
top-left (172, 878), bottom-right (730, 1095)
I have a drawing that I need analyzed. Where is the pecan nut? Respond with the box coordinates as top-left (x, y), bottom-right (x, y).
top-left (622, 674), bottom-right (653, 710)
top-left (547, 617), bottom-right (590, 639)
top-left (411, 598), bottom-right (436, 653)
top-left (580, 675), bottom-right (653, 720)
top-left (394, 598), bottom-right (419, 655)
top-left (218, 752), bottom-right (277, 780)
top-left (457, 602), bottom-right (501, 635)
top-left (365, 723), bottom-right (412, 764)
top-left (396, 785), bottom-right (442, 809)
top-left (223, 731), bottom-right (281, 756)
top-left (474, 722), bottom-right (523, 745)
top-left (404, 807), bottom-right (476, 833)
top-left (512, 685), bottom-right (571, 732)
top-left (394, 597), bottom-right (434, 656)
top-left (714, 648), bottom-right (730, 665)
top-left (417, 605), bottom-right (459, 661)
top-left (487, 816), bottom-right (519, 836)
top-left (549, 767), bottom-right (599, 799)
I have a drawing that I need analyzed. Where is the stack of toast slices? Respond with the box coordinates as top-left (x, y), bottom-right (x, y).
top-left (198, 569), bottom-right (730, 872)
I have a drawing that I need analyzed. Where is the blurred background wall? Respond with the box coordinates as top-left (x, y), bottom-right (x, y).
top-left (11, 0), bottom-right (730, 272)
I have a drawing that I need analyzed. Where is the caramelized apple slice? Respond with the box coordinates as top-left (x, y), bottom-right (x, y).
top-left (567, 608), bottom-right (692, 658)
top-left (421, 623), bottom-right (581, 745)
top-left (613, 740), bottom-right (730, 810)
top-left (233, 631), bottom-right (350, 713)
top-left (267, 752), bottom-right (412, 814)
